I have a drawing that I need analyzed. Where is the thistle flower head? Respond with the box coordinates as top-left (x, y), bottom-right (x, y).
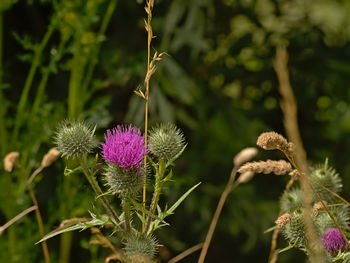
top-left (148, 123), bottom-right (185, 160)
top-left (101, 125), bottom-right (147, 170)
top-left (124, 233), bottom-right (158, 263)
top-left (55, 121), bottom-right (96, 159)
top-left (321, 228), bottom-right (347, 254)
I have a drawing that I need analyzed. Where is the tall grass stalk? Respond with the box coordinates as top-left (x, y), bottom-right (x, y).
top-left (273, 46), bottom-right (323, 262)
top-left (81, 0), bottom-right (119, 93)
top-left (142, 0), bottom-right (154, 230)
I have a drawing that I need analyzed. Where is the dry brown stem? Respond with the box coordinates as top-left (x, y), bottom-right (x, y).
top-left (168, 243), bottom-right (203, 263)
top-left (90, 227), bottom-right (122, 262)
top-left (273, 45), bottom-right (323, 262)
top-left (0, 205), bottom-right (36, 235)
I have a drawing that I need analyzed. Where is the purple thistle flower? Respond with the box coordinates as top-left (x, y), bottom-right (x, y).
top-left (321, 228), bottom-right (347, 254)
top-left (101, 125), bottom-right (147, 170)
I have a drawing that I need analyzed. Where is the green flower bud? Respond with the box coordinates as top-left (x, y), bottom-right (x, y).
top-left (103, 162), bottom-right (145, 198)
top-left (148, 123), bottom-right (185, 160)
top-left (280, 188), bottom-right (303, 213)
top-left (124, 233), bottom-right (158, 263)
top-left (55, 121), bottom-right (96, 159)
top-left (282, 211), bottom-right (308, 248)
top-left (315, 205), bottom-right (350, 236)
top-left (310, 161), bottom-right (342, 203)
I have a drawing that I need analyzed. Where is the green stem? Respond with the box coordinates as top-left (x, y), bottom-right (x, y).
top-left (144, 159), bottom-right (166, 234)
top-left (81, 0), bottom-right (118, 93)
top-left (59, 232), bottom-right (73, 263)
top-left (80, 157), bottom-right (123, 228)
top-left (123, 199), bottom-right (131, 233)
top-left (12, 25), bottom-right (54, 142)
top-left (31, 38), bottom-right (67, 117)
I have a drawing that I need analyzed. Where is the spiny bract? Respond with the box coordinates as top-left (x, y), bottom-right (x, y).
top-left (148, 123), bottom-right (185, 161)
top-left (55, 121), bottom-right (96, 159)
top-left (310, 160), bottom-right (342, 203)
top-left (123, 233), bottom-right (158, 263)
top-left (103, 162), bottom-right (145, 198)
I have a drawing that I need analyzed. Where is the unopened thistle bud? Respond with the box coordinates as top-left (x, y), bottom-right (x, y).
top-left (310, 161), bottom-right (342, 203)
top-left (148, 123), bottom-right (185, 160)
top-left (280, 188), bottom-right (303, 213)
top-left (233, 147), bottom-right (258, 167)
top-left (41, 148), bottom-right (60, 168)
top-left (124, 233), bottom-right (158, 263)
top-left (275, 213), bottom-right (291, 228)
top-left (238, 160), bottom-right (292, 176)
top-left (4, 152), bottom-right (20, 172)
top-left (282, 211), bottom-right (307, 248)
top-left (55, 121), bottom-right (96, 159)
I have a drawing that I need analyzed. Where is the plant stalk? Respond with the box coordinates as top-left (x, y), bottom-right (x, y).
top-left (80, 157), bottom-right (123, 228)
top-left (13, 25), bottom-right (54, 142)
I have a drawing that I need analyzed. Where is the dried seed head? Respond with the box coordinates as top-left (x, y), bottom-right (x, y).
top-left (41, 148), bottom-right (60, 168)
top-left (236, 171), bottom-right (255, 184)
top-left (4, 152), bottom-right (20, 172)
top-left (313, 201), bottom-right (327, 213)
top-left (238, 160), bottom-right (292, 176)
top-left (233, 147), bottom-right (258, 167)
top-left (257, 132), bottom-right (288, 151)
top-left (275, 213), bottom-right (291, 228)
top-left (289, 169), bottom-right (302, 180)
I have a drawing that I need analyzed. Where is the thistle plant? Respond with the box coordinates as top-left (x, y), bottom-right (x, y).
top-left (38, 120), bottom-right (197, 263)
top-left (239, 131), bottom-right (350, 262)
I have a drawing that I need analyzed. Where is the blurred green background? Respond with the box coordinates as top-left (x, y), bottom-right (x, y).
top-left (1, 0), bottom-right (350, 262)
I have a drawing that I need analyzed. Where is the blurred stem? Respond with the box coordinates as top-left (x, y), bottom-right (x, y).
top-left (27, 186), bottom-right (51, 263)
top-left (68, 40), bottom-right (87, 119)
top-left (144, 159), bottom-right (165, 234)
top-left (0, 11), bottom-right (7, 155)
top-left (197, 166), bottom-right (239, 263)
top-left (12, 25), bottom-right (54, 142)
top-left (123, 199), bottom-right (131, 233)
top-left (81, 0), bottom-right (118, 92)
top-left (31, 38), bottom-right (67, 117)
top-left (274, 45), bottom-right (323, 263)
top-left (80, 156), bottom-right (123, 228)
top-left (59, 175), bottom-right (73, 263)
top-left (59, 232), bottom-right (73, 263)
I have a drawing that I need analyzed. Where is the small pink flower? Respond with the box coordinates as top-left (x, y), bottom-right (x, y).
top-left (321, 228), bottom-right (347, 254)
top-left (101, 125), bottom-right (147, 170)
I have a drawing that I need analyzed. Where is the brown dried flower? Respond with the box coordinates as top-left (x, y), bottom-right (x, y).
top-left (41, 148), bottom-right (60, 168)
top-left (275, 213), bottom-right (291, 228)
top-left (233, 147), bottom-right (258, 167)
top-left (313, 201), bottom-right (327, 213)
top-left (289, 169), bottom-right (302, 180)
top-left (237, 160), bottom-right (292, 176)
top-left (4, 152), bottom-right (20, 172)
top-left (236, 171), bottom-right (255, 184)
top-left (257, 132), bottom-right (288, 150)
